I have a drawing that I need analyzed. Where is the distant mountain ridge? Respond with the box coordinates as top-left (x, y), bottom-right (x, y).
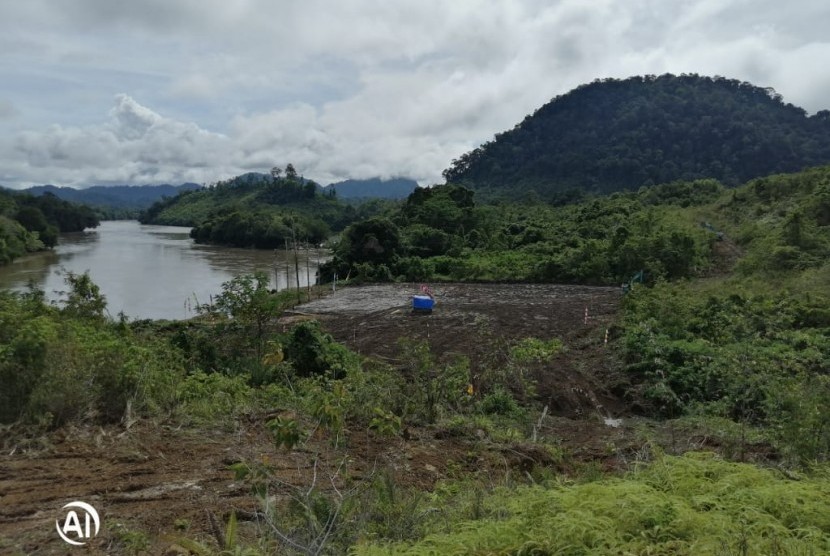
top-left (443, 74), bottom-right (830, 198)
top-left (8, 177), bottom-right (417, 210)
top-left (9, 183), bottom-right (203, 209)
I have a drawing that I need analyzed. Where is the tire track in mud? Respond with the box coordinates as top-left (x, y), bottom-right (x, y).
top-left (0, 425), bottom-right (262, 555)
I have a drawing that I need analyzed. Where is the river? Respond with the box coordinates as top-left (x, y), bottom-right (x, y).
top-left (0, 221), bottom-right (326, 320)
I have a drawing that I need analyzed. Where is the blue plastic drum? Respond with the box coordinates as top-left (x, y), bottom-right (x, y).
top-left (412, 295), bottom-right (435, 311)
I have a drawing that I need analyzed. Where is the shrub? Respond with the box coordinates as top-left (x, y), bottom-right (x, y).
top-left (393, 257), bottom-right (435, 282)
top-left (478, 387), bottom-right (520, 416)
top-left (0, 288), bottom-right (184, 426)
top-left (177, 371), bottom-right (253, 422)
top-left (285, 320), bottom-right (358, 378)
top-left (397, 340), bottom-right (470, 424)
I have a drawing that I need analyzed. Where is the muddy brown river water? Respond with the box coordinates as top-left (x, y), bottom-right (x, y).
top-left (0, 220), bottom-right (325, 320)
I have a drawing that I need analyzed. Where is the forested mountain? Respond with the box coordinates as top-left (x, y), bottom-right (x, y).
top-left (443, 74), bottom-right (830, 198)
top-left (324, 177), bottom-right (418, 199)
top-left (139, 166), bottom-right (387, 248)
top-left (11, 183), bottom-right (202, 209)
top-left (0, 189), bottom-right (99, 263)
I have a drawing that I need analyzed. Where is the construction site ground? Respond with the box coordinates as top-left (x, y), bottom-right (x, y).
top-left (1, 282), bottom-right (704, 555)
top-left (295, 283), bottom-right (627, 417)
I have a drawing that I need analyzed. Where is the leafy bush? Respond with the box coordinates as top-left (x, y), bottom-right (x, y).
top-left (177, 371), bottom-right (253, 422)
top-left (58, 270), bottom-right (107, 320)
top-left (393, 257), bottom-right (435, 282)
top-left (205, 271), bottom-right (283, 359)
top-left (478, 387), bottom-right (520, 416)
top-left (622, 280), bottom-right (830, 461)
top-left (285, 320), bottom-right (358, 378)
top-left (509, 337), bottom-right (564, 363)
top-left (341, 360), bottom-right (408, 423)
top-left (397, 340), bottom-right (470, 424)
top-left (0, 282), bottom-right (185, 426)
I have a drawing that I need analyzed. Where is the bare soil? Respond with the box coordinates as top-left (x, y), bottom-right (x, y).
top-left (297, 283), bottom-right (628, 417)
top-left (1, 282), bottom-right (642, 555)
top-left (701, 236), bottom-right (744, 277)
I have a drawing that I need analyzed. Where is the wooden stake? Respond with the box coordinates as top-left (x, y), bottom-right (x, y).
top-left (305, 241), bottom-right (311, 298)
top-left (274, 249), bottom-right (280, 293)
top-left (292, 224), bottom-right (301, 304)
top-left (284, 238), bottom-right (289, 292)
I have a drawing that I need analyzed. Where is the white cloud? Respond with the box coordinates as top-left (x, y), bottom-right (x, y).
top-left (0, 0), bottom-right (829, 188)
top-left (8, 95), bottom-right (229, 186)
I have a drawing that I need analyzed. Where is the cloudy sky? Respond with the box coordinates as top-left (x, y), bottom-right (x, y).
top-left (1, 0), bottom-right (828, 189)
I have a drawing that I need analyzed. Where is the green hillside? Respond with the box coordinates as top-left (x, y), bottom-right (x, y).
top-left (331, 165), bottom-right (830, 437)
top-left (323, 178), bottom-right (724, 284)
top-left (326, 166), bottom-right (830, 287)
top-left (0, 189), bottom-right (99, 263)
top-left (318, 165), bottom-right (830, 554)
top-left (139, 168), bottom-right (374, 247)
top-left (444, 74), bottom-right (830, 198)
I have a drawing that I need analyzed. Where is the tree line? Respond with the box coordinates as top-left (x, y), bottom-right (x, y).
top-left (0, 189), bottom-right (99, 263)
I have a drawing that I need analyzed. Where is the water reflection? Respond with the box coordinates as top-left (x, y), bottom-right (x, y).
top-left (0, 221), bottom-right (326, 320)
top-left (0, 249), bottom-right (60, 288)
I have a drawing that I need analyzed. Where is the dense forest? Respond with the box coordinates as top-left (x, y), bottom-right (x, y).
top-left (322, 179), bottom-right (721, 284)
top-left (139, 165), bottom-right (393, 248)
top-left (0, 189), bottom-right (99, 263)
top-left (444, 74), bottom-right (830, 198)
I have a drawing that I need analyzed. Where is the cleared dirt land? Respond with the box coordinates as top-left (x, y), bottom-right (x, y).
top-left (1, 283), bottom-right (635, 555)
top-left (296, 283), bottom-right (626, 416)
